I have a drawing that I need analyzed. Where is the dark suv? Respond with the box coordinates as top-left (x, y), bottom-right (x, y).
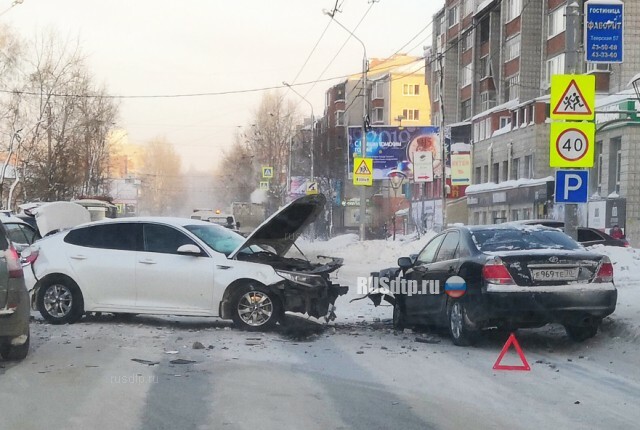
top-left (0, 223), bottom-right (30, 360)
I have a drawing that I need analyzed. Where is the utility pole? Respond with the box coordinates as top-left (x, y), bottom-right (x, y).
top-left (564, 1), bottom-right (582, 240)
top-left (438, 54), bottom-right (447, 230)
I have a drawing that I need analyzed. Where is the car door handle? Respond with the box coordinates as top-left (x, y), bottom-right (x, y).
top-left (139, 259), bottom-right (157, 265)
top-left (216, 265), bottom-right (231, 270)
top-left (70, 255), bottom-right (87, 260)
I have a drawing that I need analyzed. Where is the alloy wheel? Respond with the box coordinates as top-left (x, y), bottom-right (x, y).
top-left (43, 284), bottom-right (73, 318)
top-left (237, 291), bottom-right (274, 327)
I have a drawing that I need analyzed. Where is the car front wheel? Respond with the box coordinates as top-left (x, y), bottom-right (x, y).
top-left (37, 277), bottom-right (84, 325)
top-left (231, 284), bottom-right (281, 331)
top-left (447, 300), bottom-right (478, 346)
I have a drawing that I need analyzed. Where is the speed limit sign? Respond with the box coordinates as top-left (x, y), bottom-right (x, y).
top-left (550, 122), bottom-right (595, 167)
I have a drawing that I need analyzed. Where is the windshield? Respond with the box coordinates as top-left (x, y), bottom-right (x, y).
top-left (471, 228), bottom-right (582, 252)
top-left (184, 224), bottom-right (245, 256)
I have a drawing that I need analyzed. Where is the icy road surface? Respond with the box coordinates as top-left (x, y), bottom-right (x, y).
top-left (1, 234), bottom-right (640, 430)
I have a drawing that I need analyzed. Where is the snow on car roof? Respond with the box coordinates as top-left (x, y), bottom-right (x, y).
top-left (77, 216), bottom-right (216, 228)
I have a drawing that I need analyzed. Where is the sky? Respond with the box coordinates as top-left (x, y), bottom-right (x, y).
top-left (4, 0), bottom-right (444, 171)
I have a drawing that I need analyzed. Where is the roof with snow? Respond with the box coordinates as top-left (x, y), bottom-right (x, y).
top-left (466, 176), bottom-right (554, 194)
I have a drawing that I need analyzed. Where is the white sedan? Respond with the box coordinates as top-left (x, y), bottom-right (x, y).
top-left (26, 195), bottom-right (347, 330)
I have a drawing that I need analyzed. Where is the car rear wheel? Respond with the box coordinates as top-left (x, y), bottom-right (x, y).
top-left (231, 284), bottom-right (281, 331)
top-left (565, 322), bottom-right (599, 342)
top-left (447, 300), bottom-right (478, 346)
top-left (37, 277), bottom-right (84, 325)
top-left (0, 329), bottom-right (30, 360)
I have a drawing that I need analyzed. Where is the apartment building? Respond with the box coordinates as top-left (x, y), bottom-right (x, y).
top-left (428, 0), bottom-right (640, 243)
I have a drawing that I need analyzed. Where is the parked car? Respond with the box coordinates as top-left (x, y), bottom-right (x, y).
top-left (0, 213), bottom-right (41, 254)
top-left (26, 194), bottom-right (348, 330)
top-left (0, 222), bottom-right (30, 360)
top-left (513, 220), bottom-right (630, 247)
top-left (368, 224), bottom-right (617, 346)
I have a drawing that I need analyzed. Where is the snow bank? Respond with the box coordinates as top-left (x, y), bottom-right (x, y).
top-left (588, 245), bottom-right (640, 285)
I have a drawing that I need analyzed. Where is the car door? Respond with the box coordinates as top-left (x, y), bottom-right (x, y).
top-left (424, 231), bottom-right (463, 322)
top-left (64, 223), bottom-right (141, 308)
top-left (404, 233), bottom-right (445, 321)
top-left (135, 222), bottom-right (214, 312)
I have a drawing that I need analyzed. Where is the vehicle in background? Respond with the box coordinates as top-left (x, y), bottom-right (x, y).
top-left (27, 194), bottom-right (348, 331)
top-left (0, 221), bottom-right (30, 360)
top-left (0, 213), bottom-right (41, 254)
top-left (368, 224), bottom-right (617, 346)
top-left (513, 220), bottom-right (630, 247)
top-left (191, 209), bottom-right (240, 231)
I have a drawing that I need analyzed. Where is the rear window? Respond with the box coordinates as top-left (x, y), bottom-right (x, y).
top-left (471, 228), bottom-right (581, 252)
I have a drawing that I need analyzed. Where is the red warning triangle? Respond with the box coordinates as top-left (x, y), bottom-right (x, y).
top-left (492, 333), bottom-right (531, 371)
top-left (355, 160), bottom-right (372, 175)
top-left (552, 79), bottom-right (593, 116)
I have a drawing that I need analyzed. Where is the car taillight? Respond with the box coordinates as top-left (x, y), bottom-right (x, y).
top-left (5, 246), bottom-right (23, 279)
top-left (594, 257), bottom-right (614, 283)
top-left (623, 240), bottom-right (630, 248)
top-left (21, 247), bottom-right (39, 265)
top-left (482, 258), bottom-right (515, 285)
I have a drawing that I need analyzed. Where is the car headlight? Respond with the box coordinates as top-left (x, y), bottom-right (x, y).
top-left (276, 270), bottom-right (326, 287)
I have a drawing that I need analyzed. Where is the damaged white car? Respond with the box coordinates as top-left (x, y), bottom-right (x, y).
top-left (25, 194), bottom-right (348, 330)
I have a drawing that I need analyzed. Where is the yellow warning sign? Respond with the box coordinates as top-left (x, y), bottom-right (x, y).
top-left (306, 181), bottom-right (318, 195)
top-left (549, 122), bottom-right (595, 168)
top-left (550, 75), bottom-right (595, 121)
top-left (353, 157), bottom-right (373, 186)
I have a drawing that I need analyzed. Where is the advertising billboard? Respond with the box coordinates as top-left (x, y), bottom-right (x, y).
top-left (348, 126), bottom-right (440, 180)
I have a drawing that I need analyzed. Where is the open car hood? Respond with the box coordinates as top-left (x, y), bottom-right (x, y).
top-left (228, 194), bottom-right (326, 258)
top-left (33, 201), bottom-right (91, 236)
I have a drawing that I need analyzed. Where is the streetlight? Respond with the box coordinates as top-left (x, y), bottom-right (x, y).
top-left (388, 169), bottom-right (406, 241)
top-left (324, 9), bottom-right (369, 241)
top-left (282, 81), bottom-right (314, 182)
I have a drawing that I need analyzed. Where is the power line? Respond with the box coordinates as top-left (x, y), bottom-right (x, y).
top-left (288, 19), bottom-right (333, 86)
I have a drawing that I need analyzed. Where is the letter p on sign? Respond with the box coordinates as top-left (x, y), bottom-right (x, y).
top-left (555, 170), bottom-right (589, 204)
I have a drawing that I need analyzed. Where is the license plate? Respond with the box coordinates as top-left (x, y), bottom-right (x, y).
top-left (531, 268), bottom-right (579, 281)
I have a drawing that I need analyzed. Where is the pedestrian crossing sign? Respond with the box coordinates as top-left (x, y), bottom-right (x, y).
top-left (306, 181), bottom-right (318, 195)
top-left (353, 157), bottom-right (373, 186)
top-left (259, 181), bottom-right (269, 190)
top-left (262, 166), bottom-right (274, 179)
top-left (550, 75), bottom-right (595, 121)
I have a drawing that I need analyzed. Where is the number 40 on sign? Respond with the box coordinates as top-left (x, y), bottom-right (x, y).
top-left (549, 122), bottom-right (595, 168)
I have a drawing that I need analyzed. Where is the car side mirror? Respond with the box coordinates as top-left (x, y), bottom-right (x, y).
top-left (177, 244), bottom-right (202, 256)
top-left (398, 257), bottom-right (413, 269)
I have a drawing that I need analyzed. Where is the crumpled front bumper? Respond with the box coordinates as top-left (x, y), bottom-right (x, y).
top-left (279, 280), bottom-right (348, 321)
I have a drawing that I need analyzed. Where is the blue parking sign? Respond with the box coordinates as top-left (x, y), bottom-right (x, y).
top-left (555, 170), bottom-right (589, 203)
top-left (585, 1), bottom-right (624, 63)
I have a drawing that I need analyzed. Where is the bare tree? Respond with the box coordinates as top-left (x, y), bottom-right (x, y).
top-left (138, 137), bottom-right (184, 216)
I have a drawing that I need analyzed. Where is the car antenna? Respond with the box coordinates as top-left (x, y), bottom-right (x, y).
top-left (293, 242), bottom-right (309, 262)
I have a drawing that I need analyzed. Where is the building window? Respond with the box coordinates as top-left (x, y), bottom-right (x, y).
top-left (448, 5), bottom-right (459, 27)
top-left (335, 110), bottom-right (345, 126)
top-left (462, 31), bottom-right (473, 51)
top-left (461, 99), bottom-right (471, 120)
top-left (473, 212), bottom-right (480, 225)
top-left (461, 65), bottom-right (473, 88)
top-left (609, 137), bottom-right (622, 194)
top-left (511, 157), bottom-right (520, 179)
top-left (502, 161), bottom-right (509, 182)
top-left (402, 109), bottom-right (420, 121)
top-left (593, 140), bottom-right (603, 195)
top-left (505, 35), bottom-right (521, 61)
top-left (373, 107), bottom-right (384, 124)
top-left (492, 163), bottom-right (500, 183)
top-left (462, 0), bottom-right (474, 17)
top-left (479, 17), bottom-right (490, 43)
top-left (325, 92), bottom-right (330, 107)
top-left (545, 53), bottom-right (565, 87)
top-left (524, 155), bottom-right (533, 179)
top-left (548, 6), bottom-right (566, 38)
top-left (475, 166), bottom-right (482, 184)
top-left (511, 209), bottom-right (519, 221)
top-left (506, 0), bottom-right (522, 22)
top-left (480, 92), bottom-right (495, 111)
top-left (335, 86), bottom-right (345, 102)
top-left (483, 165), bottom-right (488, 183)
top-left (402, 84), bottom-right (420, 96)
top-left (499, 116), bottom-right (510, 129)
top-left (587, 63), bottom-right (611, 73)
top-left (373, 81), bottom-right (385, 99)
top-left (479, 56), bottom-right (491, 78)
top-left (505, 74), bottom-right (520, 101)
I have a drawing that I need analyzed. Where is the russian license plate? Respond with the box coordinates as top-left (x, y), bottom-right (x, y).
top-left (531, 268), bottom-right (579, 281)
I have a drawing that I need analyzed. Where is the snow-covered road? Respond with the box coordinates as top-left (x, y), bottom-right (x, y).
top-left (1, 233), bottom-right (639, 430)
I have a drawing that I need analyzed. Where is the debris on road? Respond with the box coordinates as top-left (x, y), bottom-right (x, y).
top-left (415, 336), bottom-right (441, 344)
top-left (170, 359), bottom-right (197, 365)
top-left (192, 341), bottom-right (205, 349)
top-left (131, 358), bottom-right (160, 366)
